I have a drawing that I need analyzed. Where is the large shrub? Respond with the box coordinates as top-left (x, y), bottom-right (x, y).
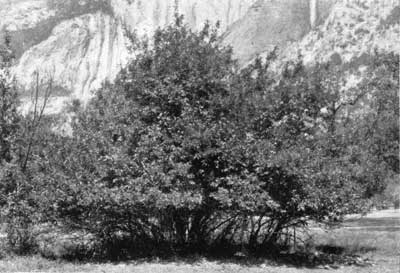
top-left (29, 17), bottom-right (395, 259)
top-left (4, 16), bottom-right (395, 260)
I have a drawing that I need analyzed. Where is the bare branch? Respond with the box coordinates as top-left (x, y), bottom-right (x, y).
top-left (21, 71), bottom-right (54, 172)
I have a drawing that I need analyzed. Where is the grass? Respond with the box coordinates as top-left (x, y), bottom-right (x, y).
top-left (0, 210), bottom-right (398, 273)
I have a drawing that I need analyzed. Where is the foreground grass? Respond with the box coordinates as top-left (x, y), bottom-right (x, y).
top-left (0, 210), bottom-right (398, 273)
top-left (0, 255), bottom-right (397, 273)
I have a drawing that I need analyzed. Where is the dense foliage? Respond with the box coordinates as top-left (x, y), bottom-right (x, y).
top-left (0, 17), bottom-right (398, 259)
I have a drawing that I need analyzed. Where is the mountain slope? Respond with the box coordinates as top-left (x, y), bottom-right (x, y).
top-left (2, 0), bottom-right (262, 107)
top-left (0, 0), bottom-right (398, 112)
top-left (281, 0), bottom-right (400, 66)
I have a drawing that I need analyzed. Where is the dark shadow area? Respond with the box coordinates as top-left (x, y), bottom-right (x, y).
top-left (316, 244), bottom-right (376, 255)
top-left (35, 239), bottom-right (375, 270)
top-left (316, 245), bottom-right (345, 255)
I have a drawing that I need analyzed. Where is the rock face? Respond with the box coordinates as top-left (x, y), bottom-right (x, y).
top-left (2, 0), bottom-right (262, 106)
top-left (222, 0), bottom-right (311, 63)
top-left (110, 0), bottom-right (258, 36)
top-left (15, 12), bottom-right (130, 102)
top-left (0, 0), bottom-right (398, 111)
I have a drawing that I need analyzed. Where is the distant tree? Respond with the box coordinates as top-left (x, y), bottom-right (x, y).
top-left (0, 31), bottom-right (19, 163)
top-left (346, 52), bottom-right (399, 203)
top-left (0, 32), bottom-right (21, 208)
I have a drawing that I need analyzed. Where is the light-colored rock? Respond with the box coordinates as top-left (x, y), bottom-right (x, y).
top-left (1, 0), bottom-right (398, 112)
top-left (0, 0), bottom-right (54, 31)
top-left (6, 0), bottom-right (260, 106)
top-left (14, 12), bottom-right (130, 104)
top-left (111, 0), bottom-right (257, 36)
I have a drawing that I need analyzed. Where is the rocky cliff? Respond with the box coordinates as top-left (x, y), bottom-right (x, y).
top-left (1, 0), bottom-right (262, 107)
top-left (0, 0), bottom-right (398, 111)
top-left (221, 0), bottom-right (334, 63)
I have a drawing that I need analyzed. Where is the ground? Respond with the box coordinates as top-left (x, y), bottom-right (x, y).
top-left (0, 210), bottom-right (398, 273)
